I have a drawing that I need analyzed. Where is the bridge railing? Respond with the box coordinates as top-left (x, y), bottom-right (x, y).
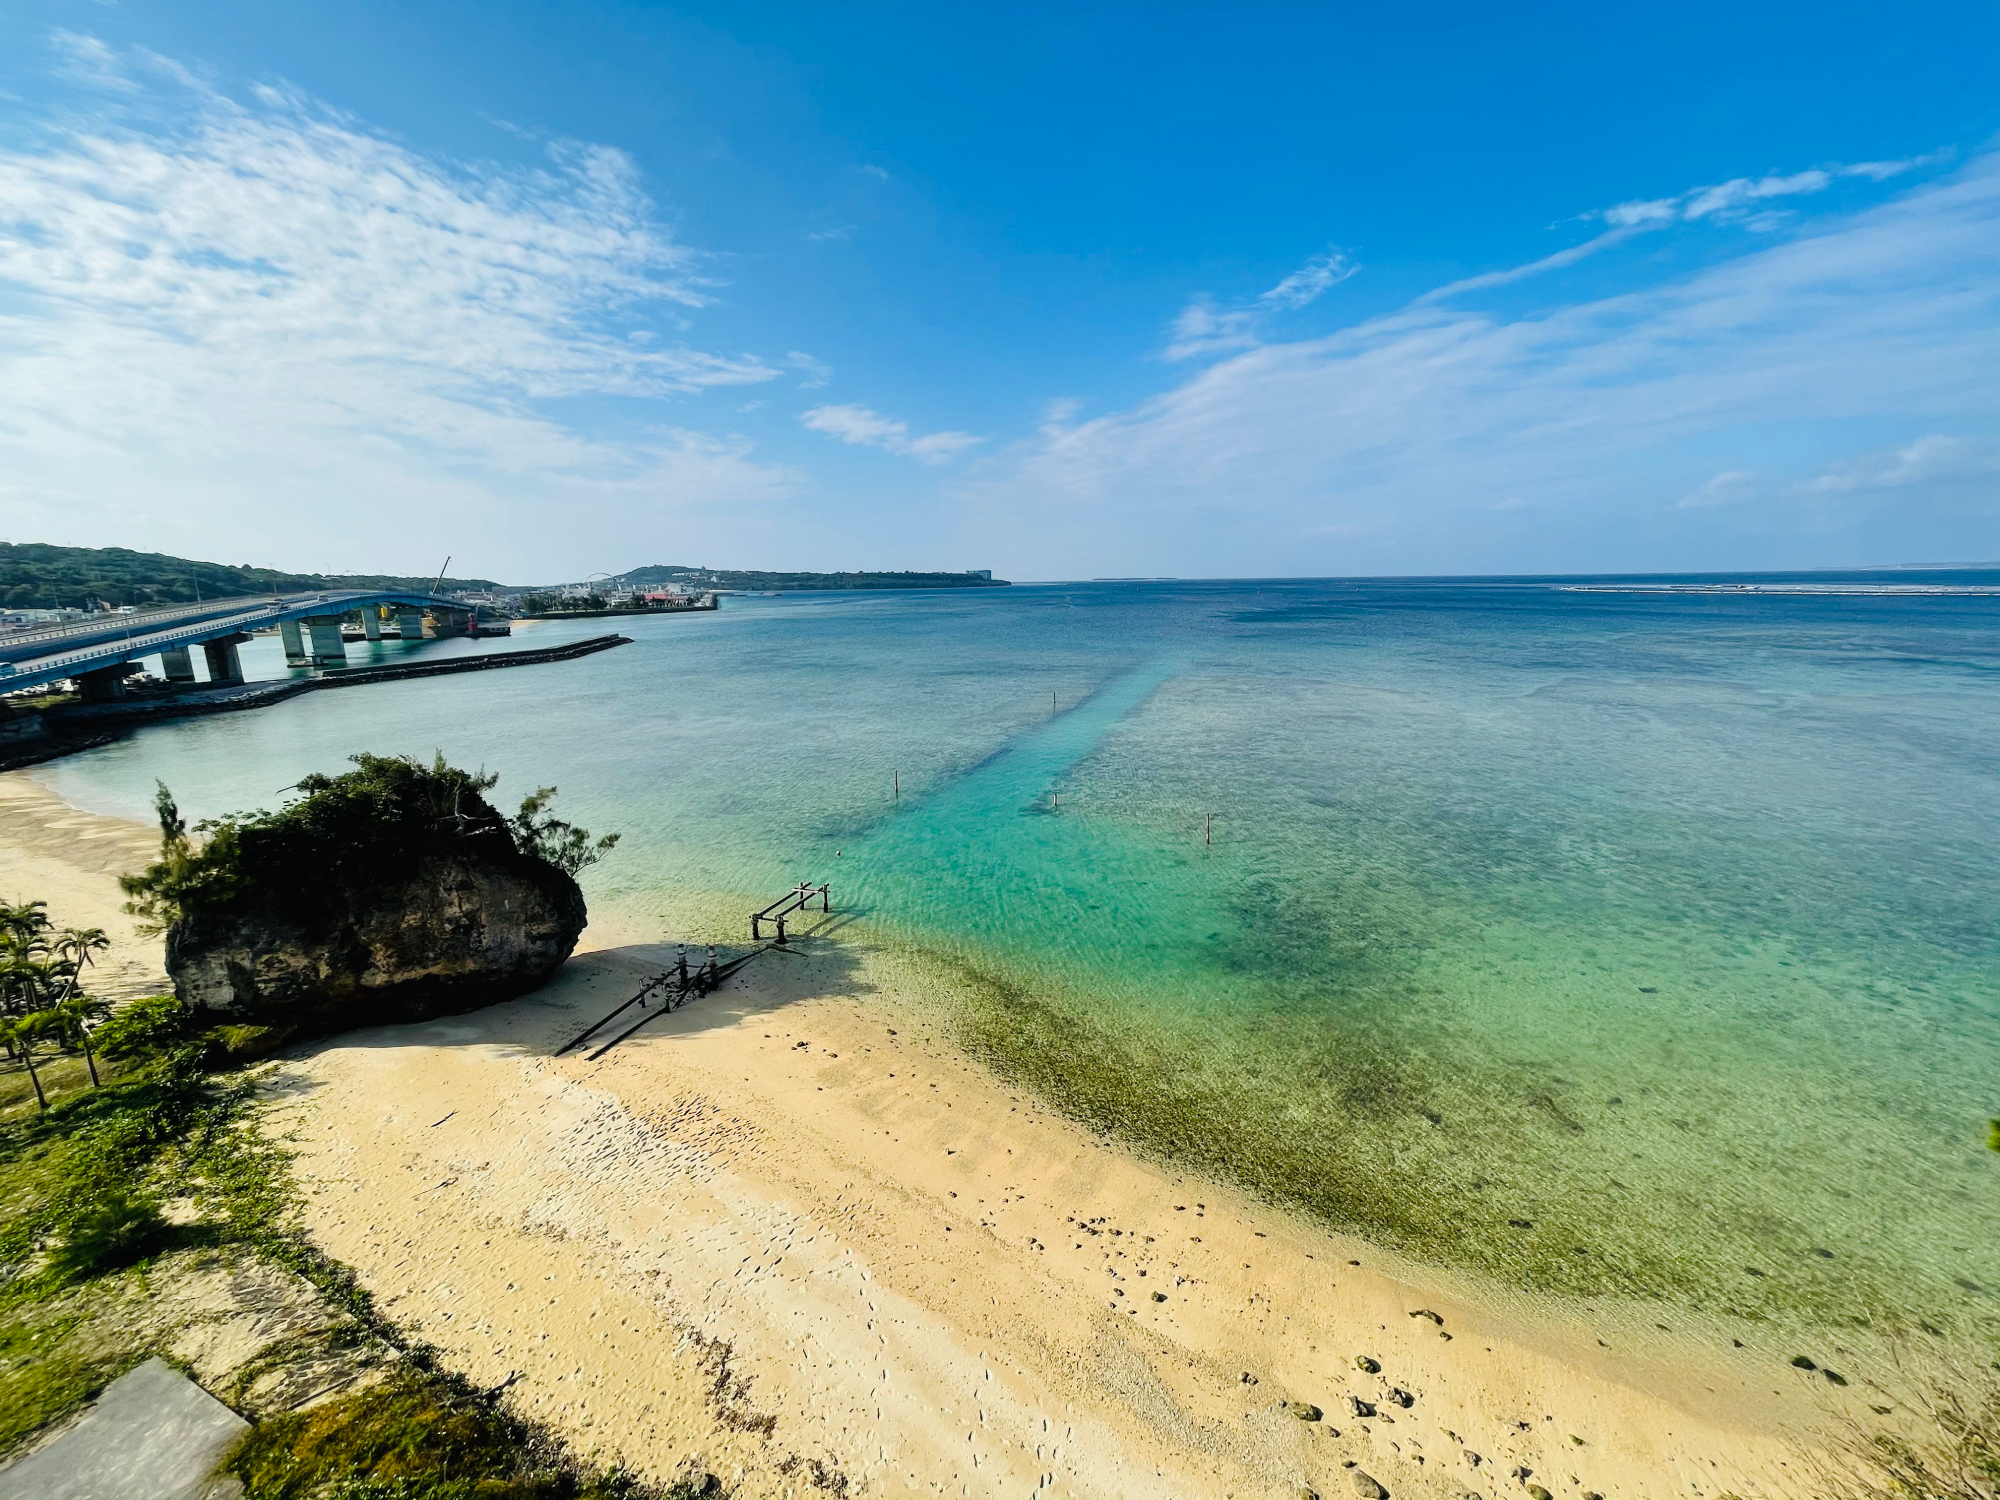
top-left (0, 604), bottom-right (286, 684)
top-left (0, 589), bottom-right (468, 661)
top-left (0, 593), bottom-right (318, 655)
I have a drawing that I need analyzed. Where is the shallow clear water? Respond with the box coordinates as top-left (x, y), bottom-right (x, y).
top-left (33, 578), bottom-right (2000, 1336)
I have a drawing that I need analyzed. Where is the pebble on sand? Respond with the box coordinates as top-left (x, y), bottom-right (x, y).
top-left (1350, 1470), bottom-right (1388, 1499)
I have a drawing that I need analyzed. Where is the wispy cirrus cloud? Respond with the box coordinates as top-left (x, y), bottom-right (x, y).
top-left (800, 403), bottom-right (982, 463)
top-left (1678, 470), bottom-right (1758, 509)
top-left (1796, 434), bottom-right (2000, 494)
top-left (1599, 153), bottom-right (1944, 229)
top-left (1261, 249), bottom-right (1356, 310)
top-left (965, 153), bottom-right (1997, 575)
top-left (0, 37), bottom-right (800, 574)
top-left (1166, 247), bottom-right (1361, 359)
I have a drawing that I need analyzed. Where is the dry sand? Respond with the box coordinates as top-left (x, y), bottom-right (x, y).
top-left (4, 767), bottom-right (1872, 1499)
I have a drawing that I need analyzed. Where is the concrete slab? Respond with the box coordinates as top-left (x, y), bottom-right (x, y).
top-left (0, 1357), bottom-right (248, 1500)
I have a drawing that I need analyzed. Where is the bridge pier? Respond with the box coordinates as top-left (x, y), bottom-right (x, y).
top-left (304, 616), bottom-right (347, 668)
top-left (202, 635), bottom-right (248, 685)
top-left (76, 664), bottom-right (137, 702)
top-left (280, 619), bottom-right (309, 667)
top-left (397, 608), bottom-right (426, 641)
top-left (362, 609), bottom-right (382, 642)
top-left (158, 646), bottom-right (197, 685)
top-left (430, 608), bottom-right (469, 638)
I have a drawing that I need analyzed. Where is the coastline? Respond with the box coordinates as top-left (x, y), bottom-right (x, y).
top-left (2, 769), bottom-right (1879, 1498)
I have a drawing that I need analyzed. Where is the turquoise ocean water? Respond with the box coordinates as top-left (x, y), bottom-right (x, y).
top-left (32, 577), bottom-right (2000, 1339)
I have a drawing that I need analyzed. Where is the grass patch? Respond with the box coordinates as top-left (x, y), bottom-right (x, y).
top-left (228, 1375), bottom-right (665, 1500)
top-left (0, 1298), bottom-right (141, 1455)
top-left (0, 995), bottom-right (677, 1495)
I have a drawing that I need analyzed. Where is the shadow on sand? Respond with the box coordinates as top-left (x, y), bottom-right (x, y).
top-left (269, 912), bottom-right (876, 1090)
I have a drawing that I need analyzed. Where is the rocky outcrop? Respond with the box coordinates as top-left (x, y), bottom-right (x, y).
top-left (167, 847), bottom-right (585, 1029)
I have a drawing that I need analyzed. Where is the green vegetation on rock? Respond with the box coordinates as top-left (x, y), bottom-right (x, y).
top-left (120, 754), bottom-right (614, 934)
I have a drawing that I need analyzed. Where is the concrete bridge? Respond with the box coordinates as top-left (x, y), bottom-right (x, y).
top-left (0, 590), bottom-right (477, 699)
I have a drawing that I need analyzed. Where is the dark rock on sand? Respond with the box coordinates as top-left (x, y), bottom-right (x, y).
top-left (169, 845), bottom-right (585, 1028)
top-left (1355, 1355), bottom-right (1381, 1373)
top-left (1288, 1402), bottom-right (1323, 1421)
top-left (1348, 1395), bottom-right (1376, 1417)
top-left (1350, 1470), bottom-right (1388, 1499)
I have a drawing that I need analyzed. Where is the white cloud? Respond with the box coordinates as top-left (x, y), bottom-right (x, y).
top-left (1164, 298), bottom-right (1260, 360)
top-left (1797, 434), bottom-right (2000, 494)
top-left (962, 154), bottom-right (1999, 574)
top-left (786, 351), bottom-right (832, 387)
top-left (1599, 154), bottom-right (1943, 231)
top-left (0, 39), bottom-right (797, 576)
top-left (1261, 249), bottom-right (1356, 310)
top-left (1677, 470), bottom-right (1758, 508)
top-left (1420, 225), bottom-right (1643, 301)
top-left (1166, 250), bottom-right (1361, 361)
top-left (799, 403), bottom-right (982, 464)
top-left (1424, 155), bottom-right (1959, 310)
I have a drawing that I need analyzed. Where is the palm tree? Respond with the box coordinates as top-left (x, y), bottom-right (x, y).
top-left (0, 901), bottom-right (54, 1026)
top-left (3, 1011), bottom-right (51, 1110)
top-left (53, 928), bottom-right (108, 981)
top-left (46, 995), bottom-right (105, 1087)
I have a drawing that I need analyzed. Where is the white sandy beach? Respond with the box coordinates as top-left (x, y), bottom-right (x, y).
top-left (3, 768), bottom-right (1876, 1499)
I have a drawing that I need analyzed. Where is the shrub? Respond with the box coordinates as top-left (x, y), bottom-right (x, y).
top-left (92, 994), bottom-right (193, 1061)
top-left (122, 755), bottom-right (616, 933)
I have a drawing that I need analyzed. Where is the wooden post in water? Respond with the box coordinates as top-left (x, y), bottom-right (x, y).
top-left (1205, 813), bottom-right (1212, 845)
top-left (894, 770), bottom-right (900, 799)
top-left (1053, 789), bottom-right (1059, 811)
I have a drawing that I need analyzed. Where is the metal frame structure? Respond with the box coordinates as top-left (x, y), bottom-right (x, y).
top-left (751, 883), bottom-right (831, 944)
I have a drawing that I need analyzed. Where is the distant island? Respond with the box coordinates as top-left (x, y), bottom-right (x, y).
top-left (563, 564), bottom-right (1007, 593)
top-left (0, 543), bottom-right (1005, 619)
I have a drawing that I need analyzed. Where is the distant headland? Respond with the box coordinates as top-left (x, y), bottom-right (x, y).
top-left (555, 563), bottom-right (1007, 594)
top-left (0, 542), bottom-right (1006, 619)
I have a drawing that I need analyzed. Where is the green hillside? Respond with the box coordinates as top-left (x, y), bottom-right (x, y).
top-left (0, 544), bottom-right (500, 610)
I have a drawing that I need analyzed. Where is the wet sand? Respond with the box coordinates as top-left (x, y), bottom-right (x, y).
top-left (2, 768), bottom-right (1866, 1498)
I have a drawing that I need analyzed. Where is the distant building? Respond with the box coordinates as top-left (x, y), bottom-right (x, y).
top-left (965, 569), bottom-right (992, 580)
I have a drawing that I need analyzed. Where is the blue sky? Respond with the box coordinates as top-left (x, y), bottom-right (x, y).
top-left (0, 0), bottom-right (1993, 581)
